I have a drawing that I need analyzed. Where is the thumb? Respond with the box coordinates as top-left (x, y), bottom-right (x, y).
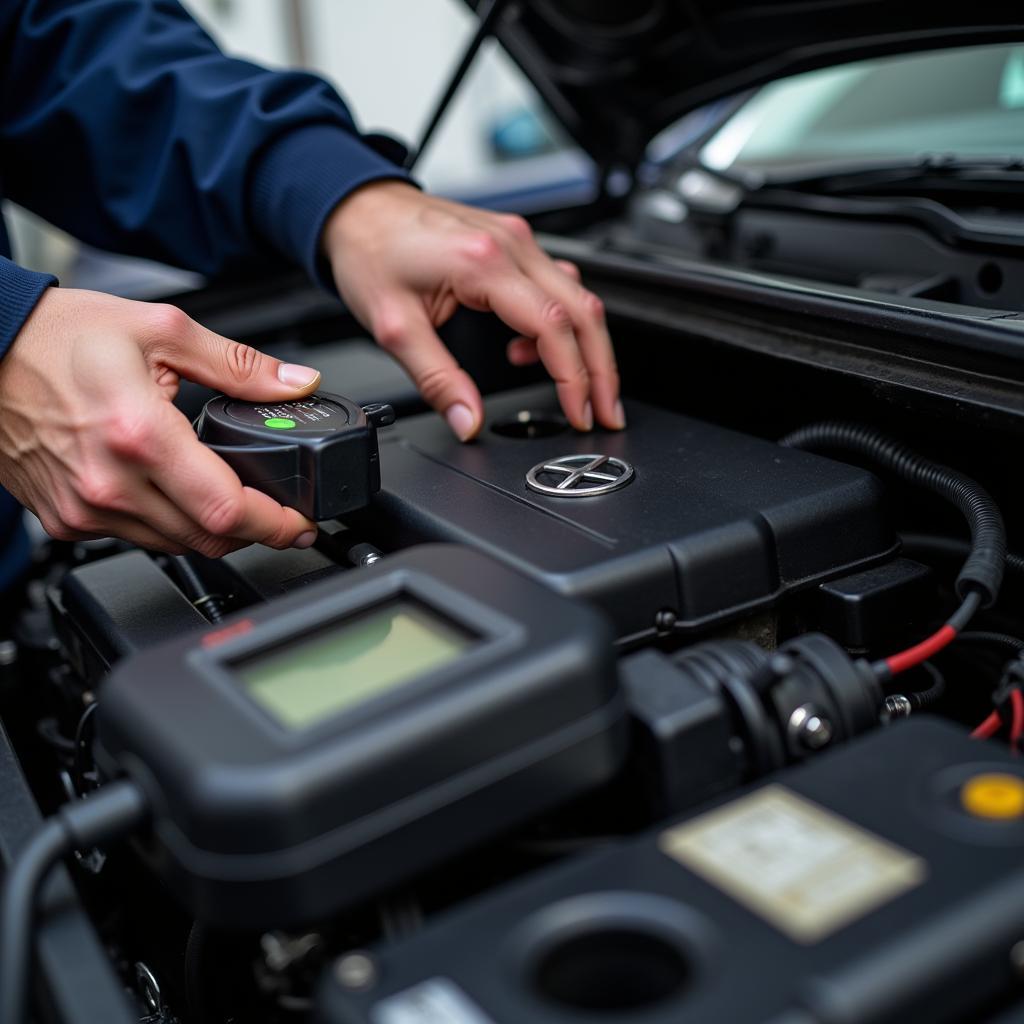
top-left (154, 313), bottom-right (321, 400)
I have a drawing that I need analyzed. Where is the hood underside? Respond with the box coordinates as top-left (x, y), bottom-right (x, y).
top-left (467, 1), bottom-right (1024, 173)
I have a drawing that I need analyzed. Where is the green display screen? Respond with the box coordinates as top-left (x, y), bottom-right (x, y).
top-left (234, 601), bottom-right (472, 730)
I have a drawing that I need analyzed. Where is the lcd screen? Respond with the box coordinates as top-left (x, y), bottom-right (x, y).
top-left (234, 601), bottom-right (472, 730)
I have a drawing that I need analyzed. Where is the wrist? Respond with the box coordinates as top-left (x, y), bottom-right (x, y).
top-left (321, 179), bottom-right (420, 258)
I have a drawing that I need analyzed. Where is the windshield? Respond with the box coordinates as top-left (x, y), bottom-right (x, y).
top-left (700, 44), bottom-right (1024, 176)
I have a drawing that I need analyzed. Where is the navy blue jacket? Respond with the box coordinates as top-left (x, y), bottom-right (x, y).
top-left (0, 0), bottom-right (410, 588)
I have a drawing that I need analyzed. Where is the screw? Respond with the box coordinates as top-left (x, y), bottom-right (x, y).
top-left (335, 952), bottom-right (377, 991)
top-left (883, 695), bottom-right (913, 721)
top-left (789, 704), bottom-right (833, 751)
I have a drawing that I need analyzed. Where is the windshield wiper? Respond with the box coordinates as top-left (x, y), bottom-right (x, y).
top-left (747, 154), bottom-right (1024, 194)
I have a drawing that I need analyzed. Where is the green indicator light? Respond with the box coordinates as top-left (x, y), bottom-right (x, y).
top-left (264, 417), bottom-right (296, 430)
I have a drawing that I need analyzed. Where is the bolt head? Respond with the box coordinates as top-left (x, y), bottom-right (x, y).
top-left (336, 952), bottom-right (377, 991)
top-left (802, 714), bottom-right (833, 749)
top-left (883, 694), bottom-right (913, 721)
top-left (788, 704), bottom-right (833, 751)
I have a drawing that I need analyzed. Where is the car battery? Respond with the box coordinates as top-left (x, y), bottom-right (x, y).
top-left (349, 384), bottom-right (896, 641)
top-left (317, 718), bottom-right (1024, 1024)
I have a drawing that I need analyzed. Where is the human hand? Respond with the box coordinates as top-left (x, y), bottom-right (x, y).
top-left (322, 181), bottom-right (623, 441)
top-left (0, 287), bottom-right (322, 554)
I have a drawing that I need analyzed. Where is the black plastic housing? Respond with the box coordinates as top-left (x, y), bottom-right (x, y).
top-left (816, 557), bottom-right (935, 649)
top-left (196, 392), bottom-right (383, 520)
top-left (50, 551), bottom-right (207, 682)
top-left (352, 384), bottom-right (897, 641)
top-left (94, 545), bottom-right (626, 928)
top-left (319, 718), bottom-right (1024, 1024)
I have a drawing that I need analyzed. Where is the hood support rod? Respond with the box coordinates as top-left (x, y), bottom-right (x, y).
top-left (405, 0), bottom-right (515, 171)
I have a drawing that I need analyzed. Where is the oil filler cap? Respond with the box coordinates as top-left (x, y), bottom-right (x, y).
top-left (196, 392), bottom-right (394, 521)
top-left (960, 773), bottom-right (1024, 820)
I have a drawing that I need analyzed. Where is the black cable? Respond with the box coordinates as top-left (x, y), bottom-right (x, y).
top-left (907, 662), bottom-right (946, 710)
top-left (902, 533), bottom-right (1024, 579)
top-left (780, 423), bottom-right (1006, 607)
top-left (0, 780), bottom-right (148, 1024)
top-left (958, 631), bottom-right (1024, 654)
top-left (173, 555), bottom-right (224, 624)
top-left (72, 702), bottom-right (98, 794)
top-left (35, 718), bottom-right (75, 757)
top-left (947, 590), bottom-right (984, 632)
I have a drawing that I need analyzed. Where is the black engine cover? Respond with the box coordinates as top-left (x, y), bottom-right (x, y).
top-left (350, 385), bottom-right (896, 641)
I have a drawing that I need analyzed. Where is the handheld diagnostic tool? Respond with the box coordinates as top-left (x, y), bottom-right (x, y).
top-left (195, 392), bottom-right (395, 520)
top-left (94, 545), bottom-right (625, 927)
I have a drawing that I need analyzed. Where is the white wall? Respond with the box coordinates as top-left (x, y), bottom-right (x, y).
top-left (182, 0), bottom-right (292, 66)
top-left (181, 0), bottom-right (546, 192)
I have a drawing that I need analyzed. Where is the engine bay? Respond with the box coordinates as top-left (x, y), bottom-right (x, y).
top-left (2, 322), bottom-right (1024, 1024)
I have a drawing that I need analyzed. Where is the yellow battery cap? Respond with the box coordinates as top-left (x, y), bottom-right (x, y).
top-left (961, 773), bottom-right (1024, 820)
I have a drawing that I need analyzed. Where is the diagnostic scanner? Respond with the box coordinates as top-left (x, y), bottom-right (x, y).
top-left (93, 544), bottom-right (625, 927)
top-left (195, 392), bottom-right (395, 520)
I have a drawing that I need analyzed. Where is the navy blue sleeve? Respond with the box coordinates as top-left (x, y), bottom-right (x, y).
top-left (0, 256), bottom-right (55, 359)
top-left (0, 0), bottom-right (412, 285)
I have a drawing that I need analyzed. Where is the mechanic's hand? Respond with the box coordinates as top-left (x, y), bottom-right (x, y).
top-left (322, 181), bottom-right (623, 440)
top-left (0, 287), bottom-right (322, 555)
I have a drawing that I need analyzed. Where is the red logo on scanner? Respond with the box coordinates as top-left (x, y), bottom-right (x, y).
top-left (201, 619), bottom-right (255, 648)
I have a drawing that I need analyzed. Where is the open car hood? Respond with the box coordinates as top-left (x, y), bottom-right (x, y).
top-left (466, 1), bottom-right (1024, 174)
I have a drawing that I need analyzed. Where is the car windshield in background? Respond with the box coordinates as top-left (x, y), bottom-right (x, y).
top-left (700, 44), bottom-right (1024, 179)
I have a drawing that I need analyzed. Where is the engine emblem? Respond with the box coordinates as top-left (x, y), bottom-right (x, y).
top-left (525, 454), bottom-right (635, 497)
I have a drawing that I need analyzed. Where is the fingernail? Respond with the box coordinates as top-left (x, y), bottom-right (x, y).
top-left (278, 363), bottom-right (320, 390)
top-left (445, 402), bottom-right (476, 442)
top-left (581, 401), bottom-right (594, 431)
top-left (292, 530), bottom-right (317, 549)
top-left (613, 400), bottom-right (627, 430)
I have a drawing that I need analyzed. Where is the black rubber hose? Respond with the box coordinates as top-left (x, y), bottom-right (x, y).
top-left (0, 820), bottom-right (68, 1024)
top-left (0, 781), bottom-right (148, 1024)
top-left (781, 423), bottom-right (1006, 607)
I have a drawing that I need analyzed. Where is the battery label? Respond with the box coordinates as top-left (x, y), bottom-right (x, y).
top-left (660, 785), bottom-right (926, 943)
top-left (372, 978), bottom-right (495, 1024)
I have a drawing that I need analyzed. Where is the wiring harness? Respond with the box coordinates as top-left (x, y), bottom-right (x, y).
top-left (781, 422), bottom-right (1006, 678)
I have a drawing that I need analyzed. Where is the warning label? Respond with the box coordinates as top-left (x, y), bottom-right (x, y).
top-left (660, 785), bottom-right (926, 943)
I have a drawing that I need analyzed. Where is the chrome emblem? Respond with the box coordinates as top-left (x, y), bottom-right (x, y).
top-left (525, 454), bottom-right (635, 497)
